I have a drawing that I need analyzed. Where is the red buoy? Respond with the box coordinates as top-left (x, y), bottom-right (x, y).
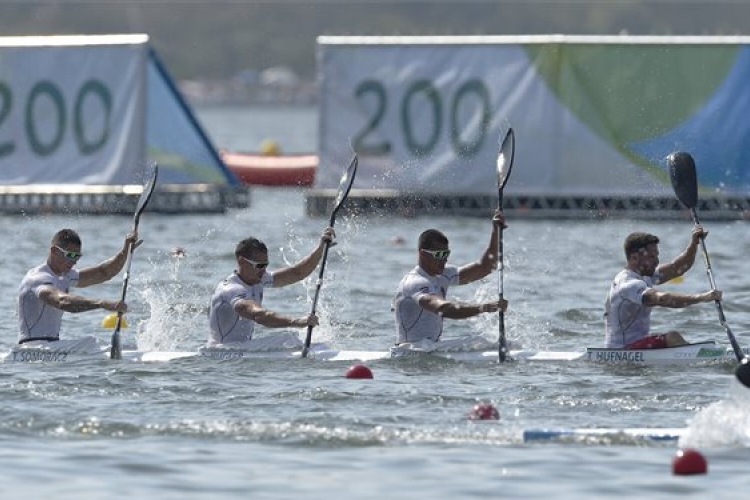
top-left (467, 403), bottom-right (500, 421)
top-left (672, 448), bottom-right (708, 475)
top-left (345, 364), bottom-right (373, 379)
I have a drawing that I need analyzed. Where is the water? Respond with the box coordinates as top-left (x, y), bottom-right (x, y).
top-left (197, 105), bottom-right (317, 153)
top-left (1, 106), bottom-right (750, 498)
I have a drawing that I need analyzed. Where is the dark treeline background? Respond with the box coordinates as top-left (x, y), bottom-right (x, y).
top-left (2, 1), bottom-right (749, 80)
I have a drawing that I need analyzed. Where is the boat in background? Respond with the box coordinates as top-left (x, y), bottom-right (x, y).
top-left (221, 151), bottom-right (317, 187)
top-left (523, 427), bottom-right (684, 443)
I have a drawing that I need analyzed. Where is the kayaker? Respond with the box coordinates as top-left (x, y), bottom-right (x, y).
top-left (17, 228), bottom-right (138, 344)
top-left (392, 209), bottom-right (508, 345)
top-left (604, 228), bottom-right (722, 349)
top-left (206, 227), bottom-right (334, 347)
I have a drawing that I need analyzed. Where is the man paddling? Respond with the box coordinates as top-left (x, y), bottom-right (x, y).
top-left (605, 229), bottom-right (722, 349)
top-left (17, 228), bottom-right (138, 344)
top-left (392, 210), bottom-right (508, 346)
top-left (207, 228), bottom-right (335, 347)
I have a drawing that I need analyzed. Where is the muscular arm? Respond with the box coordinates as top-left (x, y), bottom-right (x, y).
top-left (38, 286), bottom-right (123, 313)
top-left (657, 227), bottom-right (704, 283)
top-left (642, 288), bottom-right (720, 308)
top-left (459, 211), bottom-right (504, 285)
top-left (273, 227), bottom-right (335, 287)
top-left (77, 232), bottom-right (139, 287)
top-left (418, 294), bottom-right (507, 319)
top-left (234, 298), bottom-right (314, 328)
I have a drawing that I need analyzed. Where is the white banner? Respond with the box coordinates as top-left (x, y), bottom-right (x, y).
top-left (317, 38), bottom-right (669, 196)
top-left (0, 40), bottom-right (145, 184)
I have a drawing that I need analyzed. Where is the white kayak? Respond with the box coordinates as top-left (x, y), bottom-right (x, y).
top-left (2, 336), bottom-right (746, 365)
top-left (1, 343), bottom-right (386, 364)
top-left (388, 338), bottom-right (748, 365)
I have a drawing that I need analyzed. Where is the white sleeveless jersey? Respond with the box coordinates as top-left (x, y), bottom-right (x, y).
top-left (604, 268), bottom-right (661, 348)
top-left (208, 271), bottom-right (275, 346)
top-left (17, 263), bottom-right (80, 342)
top-left (393, 265), bottom-right (460, 344)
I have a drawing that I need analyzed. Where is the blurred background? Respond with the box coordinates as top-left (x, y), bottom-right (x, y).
top-left (4, 0), bottom-right (749, 108)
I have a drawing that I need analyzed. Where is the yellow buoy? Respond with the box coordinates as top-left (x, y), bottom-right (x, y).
top-left (259, 138), bottom-right (281, 156)
top-left (102, 313), bottom-right (128, 329)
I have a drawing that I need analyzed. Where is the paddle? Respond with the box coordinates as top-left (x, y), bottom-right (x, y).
top-left (667, 152), bottom-right (750, 386)
top-left (109, 164), bottom-right (159, 360)
top-left (301, 155), bottom-right (358, 358)
top-left (496, 127), bottom-right (515, 362)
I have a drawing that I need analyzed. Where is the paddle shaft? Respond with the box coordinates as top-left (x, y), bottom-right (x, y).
top-left (301, 155), bottom-right (357, 358)
top-left (110, 167), bottom-right (158, 360)
top-left (302, 206), bottom-right (338, 357)
top-left (689, 208), bottom-right (744, 361)
top-left (302, 240), bottom-right (332, 356)
top-left (110, 241), bottom-right (136, 359)
top-left (497, 187), bottom-right (507, 362)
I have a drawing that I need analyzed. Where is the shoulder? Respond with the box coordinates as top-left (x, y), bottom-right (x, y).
top-left (261, 271), bottom-right (274, 287)
top-left (442, 265), bottom-right (460, 281)
top-left (399, 267), bottom-right (428, 287)
top-left (615, 269), bottom-right (649, 285)
top-left (434, 265), bottom-right (460, 286)
top-left (24, 263), bottom-right (51, 279)
top-left (67, 268), bottom-right (80, 282)
top-left (215, 273), bottom-right (246, 293)
top-left (614, 270), bottom-right (651, 297)
top-left (20, 264), bottom-right (56, 288)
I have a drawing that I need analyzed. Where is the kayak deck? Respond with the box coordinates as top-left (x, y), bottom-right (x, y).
top-left (2, 340), bottom-right (745, 365)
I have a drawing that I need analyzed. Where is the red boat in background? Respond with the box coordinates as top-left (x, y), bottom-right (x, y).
top-left (221, 151), bottom-right (317, 187)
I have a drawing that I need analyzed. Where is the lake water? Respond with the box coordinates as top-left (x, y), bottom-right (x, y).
top-left (1, 105), bottom-right (750, 498)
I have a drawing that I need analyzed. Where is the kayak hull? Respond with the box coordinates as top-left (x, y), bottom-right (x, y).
top-left (2, 340), bottom-right (745, 365)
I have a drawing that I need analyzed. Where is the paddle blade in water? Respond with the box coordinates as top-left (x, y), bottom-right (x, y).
top-left (497, 128), bottom-right (515, 190)
top-left (667, 151), bottom-right (698, 209)
top-left (736, 359), bottom-right (750, 388)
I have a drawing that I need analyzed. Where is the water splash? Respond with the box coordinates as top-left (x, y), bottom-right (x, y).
top-left (135, 251), bottom-right (207, 351)
top-left (680, 377), bottom-right (750, 448)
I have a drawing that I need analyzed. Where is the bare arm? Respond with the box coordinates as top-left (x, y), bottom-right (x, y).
top-left (657, 226), bottom-right (705, 283)
top-left (418, 294), bottom-right (508, 320)
top-left (78, 231), bottom-right (140, 287)
top-left (273, 227), bottom-right (335, 287)
top-left (458, 210), bottom-right (505, 285)
top-left (642, 288), bottom-right (721, 308)
top-left (234, 298), bottom-right (318, 328)
top-left (38, 286), bottom-right (126, 314)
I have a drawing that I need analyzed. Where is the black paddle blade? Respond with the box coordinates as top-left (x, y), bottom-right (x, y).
top-left (134, 164), bottom-right (159, 226)
top-left (667, 151), bottom-right (698, 209)
top-left (736, 358), bottom-right (750, 388)
top-left (110, 330), bottom-right (121, 360)
top-left (330, 155), bottom-right (358, 225)
top-left (497, 128), bottom-right (515, 190)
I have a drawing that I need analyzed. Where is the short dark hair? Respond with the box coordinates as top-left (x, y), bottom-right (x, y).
top-left (418, 229), bottom-right (449, 250)
top-left (52, 229), bottom-right (81, 247)
top-left (235, 237), bottom-right (268, 259)
top-left (624, 232), bottom-right (659, 258)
